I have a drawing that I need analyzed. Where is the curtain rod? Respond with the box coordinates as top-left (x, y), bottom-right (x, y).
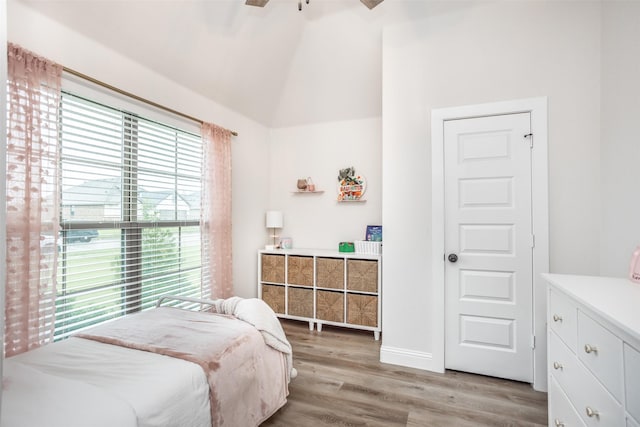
top-left (62, 66), bottom-right (238, 137)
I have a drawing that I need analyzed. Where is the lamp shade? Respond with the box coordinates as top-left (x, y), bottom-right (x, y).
top-left (265, 211), bottom-right (284, 228)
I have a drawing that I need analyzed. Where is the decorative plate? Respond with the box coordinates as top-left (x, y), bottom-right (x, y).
top-left (337, 174), bottom-right (366, 201)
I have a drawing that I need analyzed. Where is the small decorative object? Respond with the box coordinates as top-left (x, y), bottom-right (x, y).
top-left (339, 242), bottom-right (355, 253)
top-left (630, 246), bottom-right (640, 283)
top-left (280, 237), bottom-right (293, 249)
top-left (337, 166), bottom-right (366, 201)
top-left (306, 177), bottom-right (315, 192)
top-left (296, 178), bottom-right (307, 191)
top-left (265, 211), bottom-right (284, 249)
top-left (366, 225), bottom-right (382, 242)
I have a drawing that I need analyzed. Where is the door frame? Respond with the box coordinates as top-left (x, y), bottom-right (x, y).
top-left (431, 97), bottom-right (549, 392)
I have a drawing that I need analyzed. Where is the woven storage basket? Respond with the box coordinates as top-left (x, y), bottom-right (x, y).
top-left (287, 256), bottom-right (314, 287)
top-left (315, 290), bottom-right (344, 323)
top-left (287, 287), bottom-right (314, 318)
top-left (347, 294), bottom-right (378, 327)
top-left (261, 254), bottom-right (285, 283)
top-left (316, 257), bottom-right (344, 289)
top-left (347, 259), bottom-right (378, 293)
top-left (261, 284), bottom-right (285, 314)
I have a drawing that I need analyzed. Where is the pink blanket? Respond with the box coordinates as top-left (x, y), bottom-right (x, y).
top-left (76, 307), bottom-right (289, 427)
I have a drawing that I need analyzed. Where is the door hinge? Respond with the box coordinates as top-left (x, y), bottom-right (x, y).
top-left (524, 133), bottom-right (533, 148)
top-left (531, 335), bottom-right (536, 349)
top-left (531, 234), bottom-right (536, 248)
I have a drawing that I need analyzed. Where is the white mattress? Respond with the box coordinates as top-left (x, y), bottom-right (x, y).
top-left (1, 337), bottom-right (211, 427)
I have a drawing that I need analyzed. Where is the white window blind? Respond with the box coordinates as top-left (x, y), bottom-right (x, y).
top-left (55, 91), bottom-right (207, 340)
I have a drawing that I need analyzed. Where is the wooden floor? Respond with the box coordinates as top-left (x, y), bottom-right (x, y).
top-left (263, 320), bottom-right (547, 427)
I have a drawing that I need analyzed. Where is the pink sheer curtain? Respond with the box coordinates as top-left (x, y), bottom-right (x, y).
top-left (5, 43), bottom-right (62, 357)
top-left (200, 122), bottom-right (233, 299)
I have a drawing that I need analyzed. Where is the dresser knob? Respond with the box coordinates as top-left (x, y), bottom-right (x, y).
top-left (586, 406), bottom-right (600, 419)
top-left (584, 344), bottom-right (598, 354)
top-left (554, 419), bottom-right (565, 427)
top-left (553, 361), bottom-right (563, 370)
top-left (553, 314), bottom-right (563, 322)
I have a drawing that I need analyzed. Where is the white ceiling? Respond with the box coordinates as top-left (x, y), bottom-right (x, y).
top-left (17, 0), bottom-right (467, 127)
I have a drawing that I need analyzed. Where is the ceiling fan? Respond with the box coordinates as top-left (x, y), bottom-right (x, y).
top-left (246, 0), bottom-right (384, 11)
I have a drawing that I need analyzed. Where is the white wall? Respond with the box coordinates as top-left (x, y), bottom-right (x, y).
top-left (382, 1), bottom-right (602, 369)
top-left (270, 5), bottom-right (382, 127)
top-left (7, 0), bottom-right (270, 299)
top-left (268, 118), bottom-right (382, 250)
top-left (600, 1), bottom-right (640, 277)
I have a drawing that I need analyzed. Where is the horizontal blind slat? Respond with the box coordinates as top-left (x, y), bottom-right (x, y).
top-left (54, 91), bottom-right (205, 341)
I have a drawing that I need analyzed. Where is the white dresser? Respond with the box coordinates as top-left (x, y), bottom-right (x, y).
top-left (544, 274), bottom-right (640, 427)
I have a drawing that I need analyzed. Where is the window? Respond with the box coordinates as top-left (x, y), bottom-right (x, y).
top-left (54, 92), bottom-right (206, 339)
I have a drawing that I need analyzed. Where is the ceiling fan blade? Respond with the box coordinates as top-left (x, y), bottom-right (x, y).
top-left (360, 0), bottom-right (383, 9)
top-left (246, 0), bottom-right (270, 7)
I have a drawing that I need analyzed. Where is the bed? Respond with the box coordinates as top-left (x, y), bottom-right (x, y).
top-left (1, 296), bottom-right (295, 427)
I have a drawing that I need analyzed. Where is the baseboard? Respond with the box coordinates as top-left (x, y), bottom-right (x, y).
top-left (380, 345), bottom-right (439, 372)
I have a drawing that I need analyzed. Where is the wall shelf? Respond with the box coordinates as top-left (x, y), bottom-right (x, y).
top-left (337, 199), bottom-right (366, 203)
top-left (291, 190), bottom-right (324, 194)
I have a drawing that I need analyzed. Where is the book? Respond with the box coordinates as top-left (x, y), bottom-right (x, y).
top-left (366, 225), bottom-right (382, 242)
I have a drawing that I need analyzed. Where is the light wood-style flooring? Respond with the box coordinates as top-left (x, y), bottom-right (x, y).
top-left (263, 320), bottom-right (547, 427)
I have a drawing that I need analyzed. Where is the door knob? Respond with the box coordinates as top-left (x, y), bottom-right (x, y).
top-left (448, 253), bottom-right (458, 263)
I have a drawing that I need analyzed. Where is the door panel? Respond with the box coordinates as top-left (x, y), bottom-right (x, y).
top-left (460, 315), bottom-right (515, 349)
top-left (444, 113), bottom-right (533, 382)
top-left (459, 177), bottom-right (514, 208)
top-left (459, 270), bottom-right (515, 303)
top-left (458, 131), bottom-right (511, 161)
top-left (460, 224), bottom-right (514, 254)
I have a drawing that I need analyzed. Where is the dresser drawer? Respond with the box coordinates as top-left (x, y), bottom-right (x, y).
top-left (549, 288), bottom-right (578, 351)
top-left (549, 331), bottom-right (580, 399)
top-left (625, 344), bottom-right (640, 422)
top-left (549, 375), bottom-right (587, 427)
top-left (572, 355), bottom-right (624, 427)
top-left (550, 329), bottom-right (624, 427)
top-left (577, 311), bottom-right (624, 402)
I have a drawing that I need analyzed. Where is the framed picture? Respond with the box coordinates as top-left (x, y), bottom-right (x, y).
top-left (366, 225), bottom-right (382, 242)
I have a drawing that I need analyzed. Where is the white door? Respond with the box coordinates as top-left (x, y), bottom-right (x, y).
top-left (444, 113), bottom-right (533, 383)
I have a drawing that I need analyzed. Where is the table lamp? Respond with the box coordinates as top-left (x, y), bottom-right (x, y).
top-left (265, 211), bottom-right (284, 249)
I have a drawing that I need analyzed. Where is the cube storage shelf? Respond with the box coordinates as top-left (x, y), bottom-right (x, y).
top-left (258, 248), bottom-right (381, 340)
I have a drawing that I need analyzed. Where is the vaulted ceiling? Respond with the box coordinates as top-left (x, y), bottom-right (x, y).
top-left (15, 0), bottom-right (467, 127)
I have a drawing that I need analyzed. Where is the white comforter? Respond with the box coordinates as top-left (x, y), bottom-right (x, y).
top-left (211, 297), bottom-right (297, 380)
top-left (1, 337), bottom-right (211, 427)
top-left (2, 359), bottom-right (138, 427)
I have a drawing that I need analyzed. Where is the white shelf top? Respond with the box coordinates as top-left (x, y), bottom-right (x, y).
top-left (260, 247), bottom-right (381, 260)
top-left (542, 273), bottom-right (640, 343)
